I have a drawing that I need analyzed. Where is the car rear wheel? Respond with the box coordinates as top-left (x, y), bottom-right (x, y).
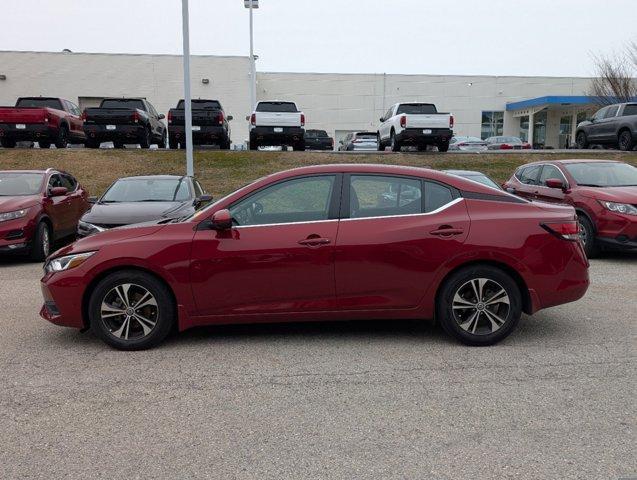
top-left (249, 140), bottom-right (258, 150)
top-left (54, 125), bottom-right (69, 149)
top-left (1, 138), bottom-right (16, 148)
top-left (576, 131), bottom-right (588, 149)
top-left (292, 142), bottom-right (305, 151)
top-left (157, 130), bottom-right (167, 149)
top-left (437, 265), bottom-right (522, 346)
top-left (168, 138), bottom-right (178, 149)
top-left (89, 270), bottom-right (175, 350)
top-left (618, 130), bottom-right (634, 152)
top-left (577, 214), bottom-right (598, 258)
top-left (39, 141), bottom-right (51, 149)
top-left (113, 141), bottom-right (125, 149)
top-left (85, 140), bottom-right (100, 149)
top-left (437, 141), bottom-right (449, 152)
top-left (390, 131), bottom-right (401, 152)
top-left (30, 222), bottom-right (51, 261)
top-left (139, 128), bottom-right (151, 149)
top-left (377, 135), bottom-right (384, 151)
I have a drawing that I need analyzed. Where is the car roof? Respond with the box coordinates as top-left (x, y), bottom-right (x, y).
top-left (523, 158), bottom-right (622, 166)
top-left (443, 169), bottom-right (485, 176)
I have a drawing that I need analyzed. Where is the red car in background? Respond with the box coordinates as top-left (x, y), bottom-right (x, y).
top-left (40, 164), bottom-right (589, 350)
top-left (0, 97), bottom-right (85, 149)
top-left (0, 169), bottom-right (89, 260)
top-left (503, 159), bottom-right (637, 256)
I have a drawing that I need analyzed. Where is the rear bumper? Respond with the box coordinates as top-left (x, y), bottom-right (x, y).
top-left (395, 128), bottom-right (453, 145)
top-left (305, 141), bottom-right (333, 150)
top-left (170, 125), bottom-right (229, 145)
top-left (83, 124), bottom-right (145, 142)
top-left (250, 126), bottom-right (305, 145)
top-left (0, 123), bottom-right (56, 142)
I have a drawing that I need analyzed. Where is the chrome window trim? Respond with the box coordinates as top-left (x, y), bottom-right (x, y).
top-left (535, 163), bottom-right (570, 190)
top-left (341, 197), bottom-right (463, 222)
top-left (233, 218), bottom-right (338, 229)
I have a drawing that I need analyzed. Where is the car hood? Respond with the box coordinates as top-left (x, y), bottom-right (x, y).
top-left (0, 195), bottom-right (40, 212)
top-left (577, 186), bottom-right (637, 203)
top-left (81, 201), bottom-right (193, 225)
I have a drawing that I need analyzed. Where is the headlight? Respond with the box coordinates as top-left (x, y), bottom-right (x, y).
top-left (78, 220), bottom-right (106, 233)
top-left (0, 208), bottom-right (29, 223)
top-left (44, 251), bottom-right (96, 273)
top-left (599, 201), bottom-right (637, 216)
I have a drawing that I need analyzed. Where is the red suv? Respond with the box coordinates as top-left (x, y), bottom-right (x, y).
top-left (503, 159), bottom-right (637, 256)
top-left (40, 164), bottom-right (589, 350)
top-left (0, 170), bottom-right (89, 260)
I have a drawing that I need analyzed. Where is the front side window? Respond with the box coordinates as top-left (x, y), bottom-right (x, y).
top-left (230, 176), bottom-right (335, 226)
top-left (517, 165), bottom-right (542, 185)
top-left (538, 165), bottom-right (564, 186)
top-left (604, 106), bottom-right (619, 118)
top-left (592, 107), bottom-right (608, 121)
top-left (349, 175), bottom-right (422, 219)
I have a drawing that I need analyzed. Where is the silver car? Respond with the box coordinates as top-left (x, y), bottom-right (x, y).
top-left (339, 132), bottom-right (379, 151)
top-left (449, 136), bottom-right (488, 151)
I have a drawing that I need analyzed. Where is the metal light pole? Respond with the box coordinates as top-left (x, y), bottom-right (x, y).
top-left (181, 0), bottom-right (194, 176)
top-left (245, 0), bottom-right (258, 110)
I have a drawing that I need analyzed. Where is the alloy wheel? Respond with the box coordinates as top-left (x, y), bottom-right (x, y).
top-left (451, 278), bottom-right (511, 335)
top-left (41, 227), bottom-right (50, 257)
top-left (578, 220), bottom-right (588, 246)
top-left (100, 283), bottom-right (159, 340)
top-left (619, 131), bottom-right (631, 151)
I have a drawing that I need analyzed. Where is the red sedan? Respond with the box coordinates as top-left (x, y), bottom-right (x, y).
top-left (0, 169), bottom-right (89, 260)
top-left (503, 159), bottom-right (637, 256)
top-left (40, 164), bottom-right (589, 350)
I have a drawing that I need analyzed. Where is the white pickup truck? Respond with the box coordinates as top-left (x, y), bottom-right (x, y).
top-left (377, 102), bottom-right (454, 152)
top-left (249, 101), bottom-right (305, 151)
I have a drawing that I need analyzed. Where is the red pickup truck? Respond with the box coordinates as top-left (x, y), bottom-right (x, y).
top-left (0, 97), bottom-right (85, 149)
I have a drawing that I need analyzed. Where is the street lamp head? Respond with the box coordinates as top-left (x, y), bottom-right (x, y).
top-left (244, 0), bottom-right (259, 8)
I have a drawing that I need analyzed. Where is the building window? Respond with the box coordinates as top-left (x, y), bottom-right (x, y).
top-left (481, 111), bottom-right (504, 139)
top-left (519, 115), bottom-right (529, 142)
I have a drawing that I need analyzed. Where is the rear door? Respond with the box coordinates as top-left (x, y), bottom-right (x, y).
top-left (334, 174), bottom-right (469, 310)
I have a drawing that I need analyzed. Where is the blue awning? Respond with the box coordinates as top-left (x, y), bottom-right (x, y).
top-left (505, 96), bottom-right (595, 111)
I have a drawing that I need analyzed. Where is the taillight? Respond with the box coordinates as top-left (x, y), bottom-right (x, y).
top-left (44, 113), bottom-right (49, 123)
top-left (523, 143), bottom-right (531, 149)
top-left (167, 111), bottom-right (173, 124)
top-left (541, 221), bottom-right (579, 241)
top-left (458, 142), bottom-right (467, 147)
top-left (81, 111), bottom-right (87, 121)
top-left (400, 115), bottom-right (406, 128)
top-left (500, 144), bottom-right (512, 150)
top-left (132, 111), bottom-right (139, 123)
top-left (218, 111), bottom-right (224, 125)
top-left (300, 113), bottom-right (305, 126)
top-left (449, 115), bottom-right (454, 129)
top-left (250, 113), bottom-right (256, 125)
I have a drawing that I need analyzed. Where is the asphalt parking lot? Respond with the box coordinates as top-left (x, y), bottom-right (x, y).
top-left (0, 255), bottom-right (635, 479)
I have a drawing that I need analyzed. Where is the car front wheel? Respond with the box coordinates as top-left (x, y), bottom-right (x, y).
top-left (577, 214), bottom-right (598, 258)
top-left (436, 265), bottom-right (522, 346)
top-left (89, 270), bottom-right (175, 350)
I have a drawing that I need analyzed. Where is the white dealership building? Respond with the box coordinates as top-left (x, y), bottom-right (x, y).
top-left (0, 50), bottom-right (599, 148)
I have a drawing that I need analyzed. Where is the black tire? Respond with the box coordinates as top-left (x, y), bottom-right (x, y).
top-left (168, 138), bottom-right (178, 149)
top-left (417, 145), bottom-right (427, 152)
top-left (377, 134), bottom-right (384, 151)
top-left (30, 222), bottom-right (51, 261)
top-left (220, 138), bottom-right (231, 150)
top-left (293, 142), bottom-right (305, 151)
top-left (618, 130), bottom-right (634, 152)
top-left (437, 141), bottom-right (450, 152)
top-left (390, 131), bottom-right (401, 152)
top-left (85, 140), bottom-right (100, 149)
top-left (39, 141), bottom-right (51, 149)
top-left (89, 270), bottom-right (175, 350)
top-left (139, 127), bottom-right (151, 149)
top-left (578, 214), bottom-right (599, 258)
top-left (54, 125), bottom-right (69, 149)
top-left (113, 141), bottom-right (125, 149)
top-left (436, 265), bottom-right (522, 346)
top-left (576, 131), bottom-right (588, 149)
top-left (1, 138), bottom-right (16, 148)
top-left (157, 130), bottom-right (167, 149)
top-left (249, 139), bottom-right (258, 151)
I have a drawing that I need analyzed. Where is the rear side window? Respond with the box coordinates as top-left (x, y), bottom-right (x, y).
top-left (256, 102), bottom-right (298, 113)
top-left (622, 104), bottom-right (637, 116)
top-left (516, 165), bottom-right (542, 185)
top-left (60, 174), bottom-right (77, 191)
top-left (396, 104), bottom-right (437, 115)
top-left (349, 175), bottom-right (422, 219)
top-left (424, 182), bottom-right (454, 212)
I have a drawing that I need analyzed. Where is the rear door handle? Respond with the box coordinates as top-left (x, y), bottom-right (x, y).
top-left (298, 237), bottom-right (331, 246)
top-left (430, 226), bottom-right (464, 236)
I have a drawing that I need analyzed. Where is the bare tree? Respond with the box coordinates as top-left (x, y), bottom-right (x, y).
top-left (588, 43), bottom-right (637, 106)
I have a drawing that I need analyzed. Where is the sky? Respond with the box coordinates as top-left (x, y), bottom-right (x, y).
top-left (2, 0), bottom-right (635, 77)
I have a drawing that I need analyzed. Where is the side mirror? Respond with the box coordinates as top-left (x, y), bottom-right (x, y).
top-left (194, 194), bottom-right (213, 206)
top-left (158, 113), bottom-right (165, 120)
top-left (88, 196), bottom-right (98, 204)
top-left (50, 186), bottom-right (68, 197)
top-left (227, 115), bottom-right (233, 121)
top-left (505, 187), bottom-right (516, 194)
top-left (545, 178), bottom-right (565, 190)
top-left (211, 209), bottom-right (232, 230)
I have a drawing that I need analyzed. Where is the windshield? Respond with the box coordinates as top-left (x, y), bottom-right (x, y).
top-left (490, 136), bottom-right (522, 144)
top-left (565, 162), bottom-right (637, 187)
top-left (354, 133), bottom-right (377, 140)
top-left (396, 104), bottom-right (437, 115)
top-left (101, 178), bottom-right (191, 203)
top-left (0, 172), bottom-right (44, 196)
top-left (256, 102), bottom-right (298, 113)
top-left (16, 98), bottom-right (63, 110)
top-left (100, 99), bottom-right (145, 110)
top-left (466, 174), bottom-right (501, 189)
top-left (178, 100), bottom-right (222, 110)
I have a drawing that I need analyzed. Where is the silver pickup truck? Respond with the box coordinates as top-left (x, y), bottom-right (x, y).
top-left (576, 102), bottom-right (637, 151)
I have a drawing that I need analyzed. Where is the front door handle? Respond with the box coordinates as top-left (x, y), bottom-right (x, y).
top-left (298, 237), bottom-right (331, 247)
top-left (430, 226), bottom-right (464, 236)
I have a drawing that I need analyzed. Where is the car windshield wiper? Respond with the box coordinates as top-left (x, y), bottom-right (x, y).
top-left (139, 199), bottom-right (171, 202)
top-left (100, 200), bottom-right (121, 203)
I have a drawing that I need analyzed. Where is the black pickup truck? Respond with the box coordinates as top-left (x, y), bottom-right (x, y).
top-left (82, 98), bottom-right (167, 149)
top-left (576, 102), bottom-right (637, 151)
top-left (167, 99), bottom-right (232, 149)
top-left (304, 129), bottom-right (333, 150)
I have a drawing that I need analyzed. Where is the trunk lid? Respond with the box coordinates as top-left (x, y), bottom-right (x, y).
top-left (254, 111), bottom-right (302, 127)
top-left (405, 113), bottom-right (452, 129)
top-left (0, 107), bottom-right (48, 124)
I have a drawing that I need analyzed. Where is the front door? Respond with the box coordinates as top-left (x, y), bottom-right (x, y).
top-left (44, 174), bottom-right (73, 236)
top-left (335, 175), bottom-right (470, 310)
top-left (190, 174), bottom-right (341, 317)
top-left (535, 164), bottom-right (568, 204)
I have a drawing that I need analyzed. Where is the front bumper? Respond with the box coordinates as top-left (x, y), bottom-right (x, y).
top-left (170, 125), bottom-right (229, 145)
top-left (595, 210), bottom-right (637, 251)
top-left (396, 128), bottom-right (453, 145)
top-left (0, 123), bottom-right (56, 142)
top-left (40, 269), bottom-right (88, 329)
top-left (250, 126), bottom-right (305, 146)
top-left (84, 124), bottom-right (145, 142)
top-left (0, 217), bottom-right (35, 254)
